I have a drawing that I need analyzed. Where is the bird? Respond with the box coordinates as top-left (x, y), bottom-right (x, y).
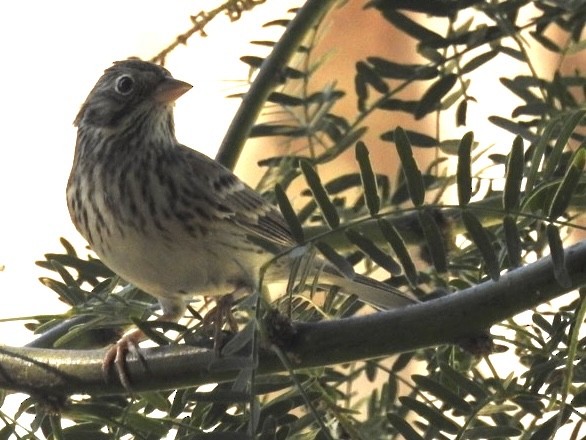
top-left (67, 59), bottom-right (416, 388)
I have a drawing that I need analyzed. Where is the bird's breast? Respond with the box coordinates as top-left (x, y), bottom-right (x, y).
top-left (67, 157), bottom-right (270, 299)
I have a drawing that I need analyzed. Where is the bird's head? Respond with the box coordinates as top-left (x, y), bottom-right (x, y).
top-left (74, 59), bottom-right (192, 129)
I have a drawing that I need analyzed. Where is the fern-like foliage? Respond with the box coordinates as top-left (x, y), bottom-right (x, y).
top-left (2, 1), bottom-right (585, 439)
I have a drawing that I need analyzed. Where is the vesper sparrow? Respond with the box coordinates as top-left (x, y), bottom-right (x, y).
top-left (67, 59), bottom-right (415, 387)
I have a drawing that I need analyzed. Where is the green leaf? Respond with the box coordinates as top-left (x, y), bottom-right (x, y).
top-left (378, 219), bottom-right (418, 286)
top-left (355, 141), bottom-right (380, 215)
top-left (462, 211), bottom-right (500, 281)
top-left (380, 9), bottom-right (444, 43)
top-left (543, 110), bottom-right (586, 179)
top-left (274, 184), bottom-right (304, 243)
top-left (500, 76), bottom-right (539, 103)
top-left (498, 46), bottom-right (525, 62)
top-left (139, 392), bottom-right (171, 412)
top-left (39, 277), bottom-right (83, 306)
top-left (355, 73), bottom-right (368, 112)
top-left (503, 136), bottom-right (525, 212)
top-left (346, 229), bottom-right (401, 275)
top-left (123, 412), bottom-right (170, 437)
top-left (530, 30), bottom-right (561, 52)
top-left (512, 102), bottom-right (552, 118)
top-left (438, 362), bottom-right (488, 400)
top-left (571, 388), bottom-right (586, 407)
top-left (546, 224), bottom-right (571, 288)
top-left (249, 124), bottom-right (306, 138)
top-left (548, 148), bottom-right (585, 219)
top-left (456, 99), bottom-right (468, 126)
top-left (356, 61), bottom-right (389, 94)
top-left (300, 161), bottom-right (340, 229)
top-left (394, 127), bottom-right (425, 206)
top-left (221, 320), bottom-right (256, 357)
top-left (411, 374), bottom-right (473, 414)
top-left (415, 74), bottom-right (458, 119)
top-left (0, 425), bottom-right (15, 440)
top-left (457, 132), bottom-right (474, 206)
top-left (367, 56), bottom-right (438, 80)
top-left (301, 173), bottom-right (388, 196)
top-left (382, 129), bottom-right (438, 147)
top-left (463, 425), bottom-right (523, 438)
top-left (460, 51), bottom-right (498, 74)
top-left (132, 318), bottom-right (174, 346)
top-left (399, 396), bottom-right (460, 434)
top-left (503, 215), bottom-right (522, 269)
top-left (525, 118), bottom-right (560, 192)
top-left (489, 116), bottom-right (538, 144)
top-left (317, 127), bottom-right (369, 164)
top-left (418, 210), bottom-right (447, 273)
top-left (386, 412), bottom-right (424, 440)
top-left (315, 242), bottom-right (355, 279)
top-left (267, 92), bottom-right (304, 106)
top-left (379, 98), bottom-right (418, 114)
top-left (529, 406), bottom-right (572, 440)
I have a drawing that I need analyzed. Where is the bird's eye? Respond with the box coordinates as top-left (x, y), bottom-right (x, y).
top-left (115, 75), bottom-right (134, 95)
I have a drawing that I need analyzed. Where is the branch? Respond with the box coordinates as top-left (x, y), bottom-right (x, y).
top-left (1, 241), bottom-right (585, 396)
top-left (216, 0), bottom-right (339, 169)
top-left (150, 1), bottom-right (268, 65)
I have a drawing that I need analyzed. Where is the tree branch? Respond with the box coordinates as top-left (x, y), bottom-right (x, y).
top-left (1, 241), bottom-right (585, 396)
top-left (216, 0), bottom-right (339, 169)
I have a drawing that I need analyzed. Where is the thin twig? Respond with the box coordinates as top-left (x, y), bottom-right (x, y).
top-left (216, 0), bottom-right (340, 169)
top-left (150, 0), bottom-right (269, 65)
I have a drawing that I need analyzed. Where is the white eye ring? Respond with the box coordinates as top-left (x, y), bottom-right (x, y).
top-left (115, 75), bottom-right (135, 95)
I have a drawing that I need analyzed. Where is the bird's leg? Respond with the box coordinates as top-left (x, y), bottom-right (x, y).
top-left (203, 287), bottom-right (249, 353)
top-left (102, 297), bottom-right (186, 390)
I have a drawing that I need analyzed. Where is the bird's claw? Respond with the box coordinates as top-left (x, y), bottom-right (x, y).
top-left (102, 332), bottom-right (144, 391)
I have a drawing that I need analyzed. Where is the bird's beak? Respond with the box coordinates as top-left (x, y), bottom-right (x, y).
top-left (153, 77), bottom-right (193, 103)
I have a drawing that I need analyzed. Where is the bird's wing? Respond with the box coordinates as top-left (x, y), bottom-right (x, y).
top-left (179, 145), bottom-right (296, 249)
top-left (178, 146), bottom-right (418, 310)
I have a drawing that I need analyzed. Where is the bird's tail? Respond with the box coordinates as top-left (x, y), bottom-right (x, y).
top-left (317, 269), bottom-right (418, 310)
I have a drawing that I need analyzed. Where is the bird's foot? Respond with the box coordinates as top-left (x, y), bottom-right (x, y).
top-left (102, 329), bottom-right (146, 391)
top-left (202, 294), bottom-right (239, 354)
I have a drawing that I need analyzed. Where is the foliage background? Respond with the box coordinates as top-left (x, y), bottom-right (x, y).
top-left (0, 0), bottom-right (585, 439)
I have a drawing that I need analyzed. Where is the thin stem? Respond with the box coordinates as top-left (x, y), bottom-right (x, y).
top-left (216, 0), bottom-right (339, 169)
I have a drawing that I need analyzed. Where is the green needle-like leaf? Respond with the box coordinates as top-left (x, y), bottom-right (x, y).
top-left (503, 136), bottom-right (525, 212)
top-left (415, 74), bottom-right (457, 119)
top-left (546, 224), bottom-right (571, 288)
top-left (315, 242), bottom-right (355, 279)
top-left (412, 374), bottom-right (473, 414)
top-left (387, 412), bottom-right (424, 440)
top-left (543, 109), bottom-right (586, 179)
top-left (301, 160), bottom-right (340, 228)
top-left (355, 141), bottom-right (380, 215)
top-left (503, 215), bottom-right (522, 269)
top-left (378, 219), bottom-right (418, 286)
top-left (457, 132), bottom-right (474, 206)
top-left (399, 396), bottom-right (460, 434)
top-left (346, 229), bottom-right (401, 275)
top-left (418, 210), bottom-right (447, 273)
top-left (548, 148), bottom-right (585, 220)
top-left (394, 127), bottom-right (425, 206)
top-left (462, 211), bottom-right (500, 281)
top-left (274, 184), bottom-right (304, 243)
